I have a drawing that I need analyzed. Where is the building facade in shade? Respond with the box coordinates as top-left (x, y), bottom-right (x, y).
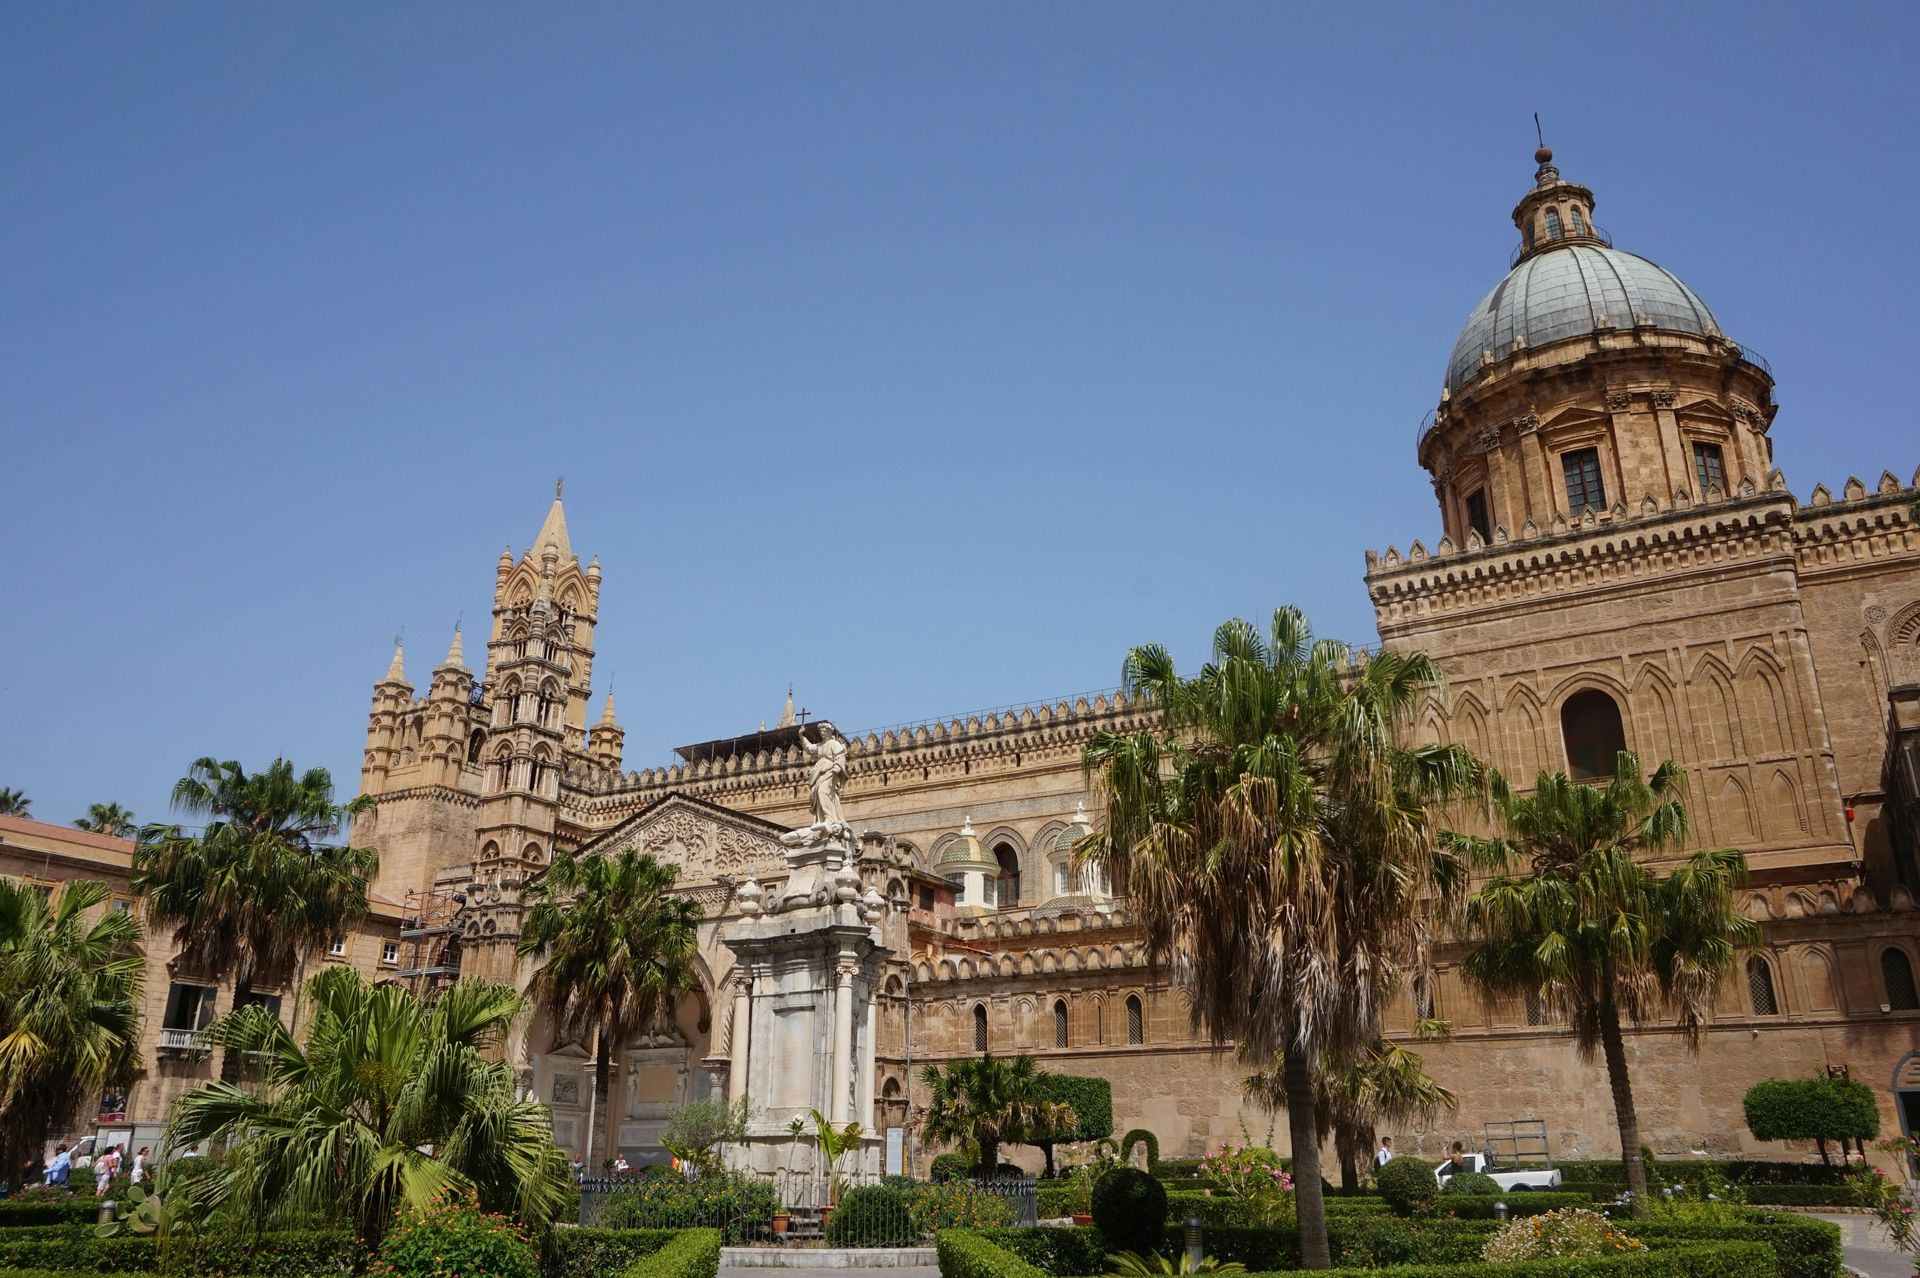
top-left (336, 148), bottom-right (1913, 1170)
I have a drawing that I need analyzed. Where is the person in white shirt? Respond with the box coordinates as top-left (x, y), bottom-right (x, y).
top-left (130, 1148), bottom-right (148, 1186)
top-left (1374, 1136), bottom-right (1394, 1168)
top-left (93, 1146), bottom-right (118, 1196)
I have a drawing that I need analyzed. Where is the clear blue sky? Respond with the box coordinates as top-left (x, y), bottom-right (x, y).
top-left (5, 2), bottom-right (1916, 831)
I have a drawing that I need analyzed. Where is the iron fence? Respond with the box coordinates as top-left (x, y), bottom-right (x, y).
top-left (577, 1170), bottom-right (1035, 1245)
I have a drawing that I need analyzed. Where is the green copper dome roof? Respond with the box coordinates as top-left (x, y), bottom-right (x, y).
top-left (934, 821), bottom-right (996, 872)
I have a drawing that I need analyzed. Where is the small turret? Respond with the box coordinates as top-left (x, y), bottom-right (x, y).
top-left (588, 689), bottom-right (625, 771)
top-left (361, 640), bottom-right (416, 797)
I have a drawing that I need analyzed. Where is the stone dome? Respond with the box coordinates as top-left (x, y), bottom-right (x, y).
top-left (1446, 243), bottom-right (1723, 394)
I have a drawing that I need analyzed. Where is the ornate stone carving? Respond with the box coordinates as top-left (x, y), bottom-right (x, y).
top-left (1513, 412), bottom-right (1541, 434)
top-left (1472, 426), bottom-right (1501, 453)
top-left (1650, 389), bottom-right (1677, 409)
top-left (624, 806), bottom-right (787, 883)
top-left (1864, 604), bottom-right (1888, 626)
top-left (1606, 390), bottom-right (1633, 410)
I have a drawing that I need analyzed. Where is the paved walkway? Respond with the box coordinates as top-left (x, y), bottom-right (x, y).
top-left (1810, 1213), bottom-right (1912, 1278)
top-left (720, 1269), bottom-right (939, 1278)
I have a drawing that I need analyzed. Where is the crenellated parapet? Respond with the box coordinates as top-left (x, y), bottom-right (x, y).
top-left (578, 690), bottom-right (1152, 813)
top-left (1789, 467), bottom-right (1919, 576)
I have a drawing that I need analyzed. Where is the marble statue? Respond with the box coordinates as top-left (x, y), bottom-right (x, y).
top-left (779, 721), bottom-right (854, 846)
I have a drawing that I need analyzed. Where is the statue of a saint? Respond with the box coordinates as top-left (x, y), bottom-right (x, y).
top-left (781, 721), bottom-right (853, 846)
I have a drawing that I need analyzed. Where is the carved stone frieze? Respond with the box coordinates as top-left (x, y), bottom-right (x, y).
top-left (1651, 389), bottom-right (1677, 408)
top-left (1606, 390), bottom-right (1633, 410)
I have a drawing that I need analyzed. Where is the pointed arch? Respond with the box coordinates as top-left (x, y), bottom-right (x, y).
top-left (1502, 683), bottom-right (1548, 775)
top-left (1797, 948), bottom-right (1839, 1013)
top-left (1416, 698), bottom-right (1448, 748)
top-left (1717, 775), bottom-right (1755, 844)
top-left (1765, 769), bottom-right (1806, 837)
top-left (1452, 691), bottom-right (1490, 763)
top-left (1736, 650), bottom-right (1792, 755)
top-left (1687, 655), bottom-right (1744, 762)
top-left (1630, 665), bottom-right (1681, 769)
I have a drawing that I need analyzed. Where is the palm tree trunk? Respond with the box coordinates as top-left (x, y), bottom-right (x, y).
top-left (1041, 1141), bottom-right (1056, 1179)
top-left (1597, 999), bottom-right (1647, 1215)
top-left (980, 1136), bottom-right (999, 1177)
top-left (1285, 1047), bottom-right (1331, 1269)
top-left (1334, 1124), bottom-right (1358, 1195)
top-left (589, 1028), bottom-right (611, 1172)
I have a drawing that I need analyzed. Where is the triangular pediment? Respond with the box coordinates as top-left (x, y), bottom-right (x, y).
top-left (1541, 405), bottom-right (1609, 433)
top-left (574, 791), bottom-right (790, 885)
top-left (1673, 397), bottom-right (1737, 425)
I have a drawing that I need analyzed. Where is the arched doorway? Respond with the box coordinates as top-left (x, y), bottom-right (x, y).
top-left (1894, 1051), bottom-right (1920, 1178)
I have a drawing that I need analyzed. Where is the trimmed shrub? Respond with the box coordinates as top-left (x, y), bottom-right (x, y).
top-left (1031, 1074), bottom-right (1114, 1144)
top-left (1740, 1185), bottom-right (1858, 1207)
top-left (1443, 1171), bottom-right (1502, 1195)
top-left (931, 1153), bottom-right (974, 1183)
top-left (373, 1197), bottom-right (538, 1278)
top-left (546, 1228), bottom-right (678, 1278)
top-left (1320, 1192), bottom-right (1592, 1220)
top-left (825, 1185), bottom-right (915, 1247)
top-left (1091, 1167), bottom-right (1165, 1255)
top-left (1634, 1214), bottom-right (1842, 1278)
top-left (0, 1224), bottom-right (350, 1275)
top-left (936, 1229), bottom-right (1049, 1278)
top-left (976, 1225), bottom-right (1109, 1276)
top-left (622, 1229), bottom-right (720, 1278)
top-left (590, 1175), bottom-right (777, 1242)
top-left (1119, 1129), bottom-right (1160, 1170)
top-left (1375, 1156), bottom-right (1439, 1217)
top-left (0, 1198), bottom-right (102, 1228)
top-left (1163, 1190), bottom-right (1251, 1227)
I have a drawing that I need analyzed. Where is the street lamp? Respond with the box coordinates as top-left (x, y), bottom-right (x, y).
top-left (1492, 1201), bottom-right (1509, 1223)
top-left (1184, 1216), bottom-right (1204, 1268)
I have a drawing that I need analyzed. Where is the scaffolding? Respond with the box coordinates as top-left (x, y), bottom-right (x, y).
top-left (395, 886), bottom-right (466, 992)
top-left (1483, 1118), bottom-right (1555, 1170)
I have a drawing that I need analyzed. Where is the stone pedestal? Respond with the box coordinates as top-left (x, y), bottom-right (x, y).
top-left (723, 835), bottom-right (889, 1175)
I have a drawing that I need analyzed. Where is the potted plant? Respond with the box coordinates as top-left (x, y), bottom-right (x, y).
top-left (810, 1108), bottom-right (864, 1232)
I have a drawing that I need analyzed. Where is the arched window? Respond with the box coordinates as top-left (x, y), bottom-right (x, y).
top-left (1884, 949), bottom-right (1920, 1011)
top-left (972, 1003), bottom-right (989, 1052)
top-left (1562, 690), bottom-right (1628, 782)
top-left (1571, 205), bottom-right (1586, 235)
top-left (1545, 208), bottom-right (1563, 239)
top-left (1053, 999), bottom-right (1070, 1048)
top-left (993, 843), bottom-right (1021, 910)
top-left (467, 730), bottom-right (485, 764)
top-left (1524, 988), bottom-right (1548, 1026)
top-left (1413, 978), bottom-right (1434, 1021)
top-left (1125, 995), bottom-right (1144, 1045)
top-left (1746, 956), bottom-right (1780, 1015)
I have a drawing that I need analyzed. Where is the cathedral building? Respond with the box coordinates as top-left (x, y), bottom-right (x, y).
top-left (337, 148), bottom-right (1916, 1169)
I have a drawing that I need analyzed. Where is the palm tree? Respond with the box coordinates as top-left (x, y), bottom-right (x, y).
top-left (517, 847), bottom-right (702, 1170)
top-left (0, 878), bottom-right (144, 1178)
top-left (0, 789), bottom-right (29, 817)
top-left (133, 758), bottom-right (377, 999)
top-left (74, 803), bottom-right (137, 838)
top-left (168, 966), bottom-right (568, 1249)
top-left (918, 1052), bottom-right (1075, 1177)
top-left (1082, 607), bottom-right (1480, 1269)
top-left (1244, 1038), bottom-right (1456, 1193)
top-left (1449, 753), bottom-right (1755, 1212)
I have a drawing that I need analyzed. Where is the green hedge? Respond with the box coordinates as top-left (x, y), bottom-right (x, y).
top-left (621, 1229), bottom-right (719, 1278)
top-left (1033, 1186), bottom-right (1081, 1219)
top-left (1743, 1078), bottom-right (1879, 1149)
top-left (1032, 1075), bottom-right (1114, 1145)
top-left (1738, 1186), bottom-right (1857, 1208)
top-left (1162, 1190), bottom-right (1251, 1227)
top-left (1552, 1161), bottom-right (1848, 1187)
top-left (1635, 1216), bottom-right (1841, 1278)
top-left (0, 1199), bottom-right (102, 1229)
top-left (936, 1227), bottom-right (1775, 1278)
top-left (547, 1227), bottom-right (679, 1278)
top-left (0, 1225), bottom-right (349, 1275)
top-left (1119, 1130), bottom-right (1159, 1170)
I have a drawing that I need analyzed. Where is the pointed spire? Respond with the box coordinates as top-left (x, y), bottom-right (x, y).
top-left (777, 684), bottom-right (797, 729)
top-left (444, 624), bottom-right (465, 670)
top-left (600, 690), bottom-right (618, 726)
top-left (384, 639), bottom-right (406, 683)
top-left (533, 481), bottom-right (573, 563)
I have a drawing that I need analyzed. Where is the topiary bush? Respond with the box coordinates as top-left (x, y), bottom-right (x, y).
top-left (825, 1184), bottom-right (916, 1246)
top-left (1441, 1171), bottom-right (1501, 1196)
top-left (372, 1195), bottom-right (539, 1278)
top-left (624, 1228), bottom-right (721, 1278)
top-left (1091, 1167), bottom-right (1165, 1255)
top-left (1374, 1156), bottom-right (1438, 1217)
top-left (931, 1152), bottom-right (975, 1182)
top-left (1119, 1129), bottom-right (1160, 1170)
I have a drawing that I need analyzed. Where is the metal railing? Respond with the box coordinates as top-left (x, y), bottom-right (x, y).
top-left (156, 1028), bottom-right (211, 1053)
top-left (578, 1170), bottom-right (1036, 1246)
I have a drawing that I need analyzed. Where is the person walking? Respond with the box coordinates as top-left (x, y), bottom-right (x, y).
top-left (93, 1145), bottom-right (119, 1197)
top-left (129, 1148), bottom-right (148, 1186)
top-left (1374, 1136), bottom-right (1394, 1169)
top-left (44, 1145), bottom-right (71, 1189)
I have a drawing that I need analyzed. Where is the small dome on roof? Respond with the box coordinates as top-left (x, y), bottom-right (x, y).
top-left (934, 819), bottom-right (996, 873)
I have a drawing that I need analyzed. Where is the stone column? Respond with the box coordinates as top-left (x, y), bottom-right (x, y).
top-left (831, 961), bottom-right (856, 1124)
top-left (728, 973), bottom-right (751, 1105)
top-left (859, 990), bottom-right (878, 1128)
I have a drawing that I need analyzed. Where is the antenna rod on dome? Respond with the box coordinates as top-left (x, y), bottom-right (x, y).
top-left (1534, 112), bottom-right (1544, 149)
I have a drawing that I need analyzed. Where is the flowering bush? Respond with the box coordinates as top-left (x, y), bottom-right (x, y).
top-left (1194, 1143), bottom-right (1293, 1227)
top-left (907, 1181), bottom-right (1017, 1235)
top-left (1850, 1139), bottom-right (1918, 1266)
top-left (1481, 1207), bottom-right (1646, 1263)
top-left (369, 1193), bottom-right (538, 1278)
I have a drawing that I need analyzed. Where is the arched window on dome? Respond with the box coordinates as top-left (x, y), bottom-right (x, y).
top-left (1571, 205), bottom-right (1586, 235)
top-left (1545, 208), bottom-right (1563, 239)
top-left (1562, 690), bottom-right (1628, 782)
